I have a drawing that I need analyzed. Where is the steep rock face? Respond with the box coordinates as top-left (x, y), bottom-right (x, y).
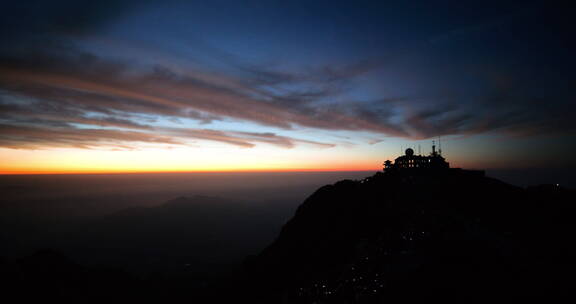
top-left (247, 169), bottom-right (576, 302)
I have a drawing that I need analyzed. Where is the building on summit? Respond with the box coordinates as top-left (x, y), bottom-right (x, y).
top-left (384, 142), bottom-right (449, 171)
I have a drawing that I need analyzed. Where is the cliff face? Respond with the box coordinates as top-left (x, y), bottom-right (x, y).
top-left (247, 169), bottom-right (576, 302)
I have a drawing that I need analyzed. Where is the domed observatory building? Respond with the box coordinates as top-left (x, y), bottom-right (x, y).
top-left (384, 143), bottom-right (449, 171)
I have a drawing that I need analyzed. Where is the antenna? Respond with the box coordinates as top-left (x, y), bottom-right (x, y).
top-left (438, 136), bottom-right (442, 155)
top-left (432, 140), bottom-right (436, 155)
top-left (418, 144), bottom-right (421, 155)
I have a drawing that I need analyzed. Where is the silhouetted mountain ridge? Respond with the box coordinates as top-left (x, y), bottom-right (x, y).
top-left (247, 168), bottom-right (576, 302)
top-left (0, 195), bottom-right (296, 302)
top-left (110, 195), bottom-right (250, 217)
top-left (8, 194), bottom-right (295, 277)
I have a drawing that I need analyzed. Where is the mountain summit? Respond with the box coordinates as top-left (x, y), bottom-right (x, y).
top-left (246, 164), bottom-right (576, 302)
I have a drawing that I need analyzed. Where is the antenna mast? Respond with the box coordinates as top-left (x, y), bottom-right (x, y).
top-left (438, 136), bottom-right (442, 155)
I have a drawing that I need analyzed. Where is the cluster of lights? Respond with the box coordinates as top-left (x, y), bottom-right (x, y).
top-left (292, 229), bottom-right (431, 301)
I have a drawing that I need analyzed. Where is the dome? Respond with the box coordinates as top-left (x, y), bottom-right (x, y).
top-left (405, 148), bottom-right (414, 156)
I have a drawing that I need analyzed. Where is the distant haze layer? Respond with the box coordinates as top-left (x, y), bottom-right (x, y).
top-left (1, 170), bottom-right (573, 219)
top-left (0, 171), bottom-right (371, 218)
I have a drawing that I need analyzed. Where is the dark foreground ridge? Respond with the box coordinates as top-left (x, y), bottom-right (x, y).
top-left (2, 166), bottom-right (575, 303)
top-left (246, 167), bottom-right (576, 302)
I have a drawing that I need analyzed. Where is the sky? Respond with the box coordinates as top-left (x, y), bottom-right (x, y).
top-left (0, 0), bottom-right (574, 174)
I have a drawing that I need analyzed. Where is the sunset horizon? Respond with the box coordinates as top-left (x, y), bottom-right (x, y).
top-left (0, 144), bottom-right (539, 175)
top-left (1, 1), bottom-right (574, 175)
top-left (1, 2), bottom-right (575, 302)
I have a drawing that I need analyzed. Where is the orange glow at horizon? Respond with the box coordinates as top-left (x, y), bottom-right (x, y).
top-left (0, 162), bottom-right (380, 175)
top-left (0, 147), bottom-right (383, 175)
top-left (1, 167), bottom-right (378, 175)
top-left (1, 134), bottom-right (538, 175)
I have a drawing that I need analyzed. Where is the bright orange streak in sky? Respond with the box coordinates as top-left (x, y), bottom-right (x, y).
top-left (0, 163), bottom-right (380, 175)
top-left (1, 167), bottom-right (378, 175)
top-left (0, 147), bottom-right (383, 175)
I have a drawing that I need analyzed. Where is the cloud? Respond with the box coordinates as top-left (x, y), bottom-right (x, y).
top-left (162, 128), bottom-right (334, 149)
top-left (0, 42), bottom-right (406, 140)
top-left (0, 117), bottom-right (334, 150)
top-left (1, 5), bottom-right (575, 152)
top-left (2, 44), bottom-right (574, 150)
top-left (0, 123), bottom-right (181, 150)
top-left (231, 131), bottom-right (336, 149)
top-left (0, 88), bottom-right (335, 150)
